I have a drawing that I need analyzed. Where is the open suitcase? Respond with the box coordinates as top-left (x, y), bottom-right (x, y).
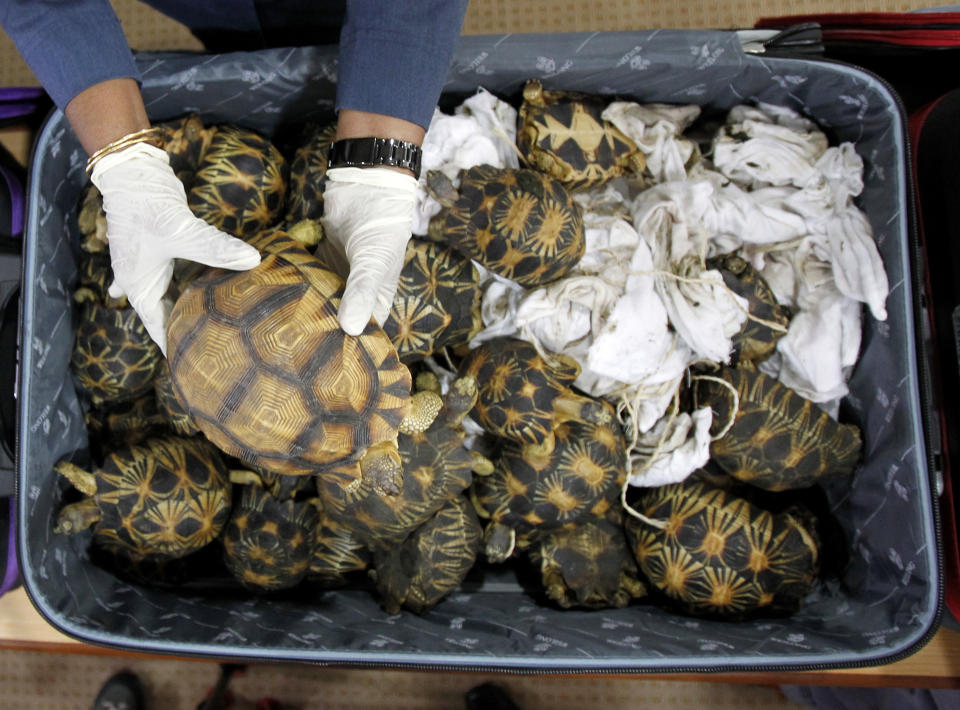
top-left (17, 31), bottom-right (941, 671)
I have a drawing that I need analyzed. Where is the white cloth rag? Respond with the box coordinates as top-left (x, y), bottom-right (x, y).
top-left (601, 101), bottom-right (702, 183)
top-left (627, 407), bottom-right (714, 487)
top-left (712, 103), bottom-right (829, 189)
top-left (631, 183), bottom-right (749, 363)
top-left (414, 88), bottom-right (519, 235)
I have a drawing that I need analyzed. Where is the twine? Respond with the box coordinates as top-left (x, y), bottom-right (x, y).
top-left (690, 373), bottom-right (741, 441)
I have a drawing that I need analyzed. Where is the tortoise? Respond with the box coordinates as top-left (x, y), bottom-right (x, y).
top-left (528, 514), bottom-right (647, 609)
top-left (705, 253), bottom-right (792, 364)
top-left (309, 510), bottom-right (371, 588)
top-left (85, 393), bottom-right (169, 458)
top-left (370, 494), bottom-right (482, 615)
top-left (221, 468), bottom-right (320, 592)
top-left (165, 226), bottom-right (418, 495)
top-left (693, 365), bottom-right (862, 491)
top-left (152, 360), bottom-right (200, 437)
top-left (53, 434), bottom-right (232, 559)
top-left (87, 535), bottom-right (204, 587)
top-left (75, 250), bottom-right (123, 306)
top-left (71, 295), bottom-right (163, 407)
top-left (76, 185), bottom-right (107, 253)
top-left (458, 337), bottom-right (610, 454)
top-left (426, 165), bottom-right (586, 287)
top-left (382, 238), bottom-right (483, 363)
top-left (624, 477), bottom-right (820, 618)
top-left (155, 113), bottom-right (215, 189)
top-left (315, 373), bottom-right (492, 551)
top-left (284, 121), bottom-right (337, 225)
top-left (471, 397), bottom-right (627, 563)
top-left (517, 79), bottom-right (647, 191)
top-left (187, 124), bottom-right (288, 239)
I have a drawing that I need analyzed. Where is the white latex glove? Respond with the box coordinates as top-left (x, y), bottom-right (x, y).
top-left (319, 166), bottom-right (418, 335)
top-left (91, 142), bottom-right (261, 355)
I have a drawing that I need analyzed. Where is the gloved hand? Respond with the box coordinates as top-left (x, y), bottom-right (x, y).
top-left (90, 142), bottom-right (262, 355)
top-left (319, 166), bottom-right (418, 335)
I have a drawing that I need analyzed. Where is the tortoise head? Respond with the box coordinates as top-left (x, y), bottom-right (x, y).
top-left (359, 440), bottom-right (403, 497)
top-left (424, 169), bottom-right (459, 208)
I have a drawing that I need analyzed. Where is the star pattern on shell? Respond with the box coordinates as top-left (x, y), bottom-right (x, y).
top-left (187, 125), bottom-right (288, 238)
top-left (695, 366), bottom-right (862, 491)
top-left (517, 79), bottom-right (646, 191)
top-left (625, 478), bottom-right (820, 618)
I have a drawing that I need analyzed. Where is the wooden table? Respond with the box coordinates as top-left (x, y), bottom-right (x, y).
top-left (2, 586), bottom-right (958, 688)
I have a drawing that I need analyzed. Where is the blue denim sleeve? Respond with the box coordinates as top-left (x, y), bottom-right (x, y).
top-left (335, 0), bottom-right (468, 131)
top-left (0, 0), bottom-right (139, 109)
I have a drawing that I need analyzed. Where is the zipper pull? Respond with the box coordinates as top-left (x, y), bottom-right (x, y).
top-left (737, 22), bottom-right (824, 57)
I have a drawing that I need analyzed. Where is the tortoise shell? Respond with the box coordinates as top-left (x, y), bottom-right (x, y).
top-left (517, 79), bottom-right (646, 191)
top-left (472, 401), bottom-right (626, 562)
top-left (309, 512), bottom-right (370, 588)
top-left (76, 185), bottom-right (107, 254)
top-left (222, 481), bottom-right (320, 592)
top-left (428, 165), bottom-right (585, 287)
top-left (705, 253), bottom-right (792, 364)
top-left (624, 477), bottom-right (820, 618)
top-left (54, 435), bottom-right (232, 559)
top-left (187, 124), bottom-right (288, 238)
top-left (284, 121), bottom-right (337, 225)
top-left (75, 251), bottom-right (116, 305)
top-left (315, 375), bottom-right (484, 550)
top-left (166, 227), bottom-right (412, 483)
top-left (155, 113), bottom-right (214, 189)
top-left (529, 515), bottom-right (647, 609)
top-left (153, 360), bottom-right (200, 437)
top-left (695, 366), bottom-right (862, 491)
top-left (71, 300), bottom-right (163, 407)
top-left (382, 238), bottom-right (482, 363)
top-left (370, 494), bottom-right (482, 615)
top-left (85, 394), bottom-right (168, 458)
top-left (458, 337), bottom-right (608, 449)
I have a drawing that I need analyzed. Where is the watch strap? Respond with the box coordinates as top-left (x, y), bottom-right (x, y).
top-left (328, 137), bottom-right (422, 179)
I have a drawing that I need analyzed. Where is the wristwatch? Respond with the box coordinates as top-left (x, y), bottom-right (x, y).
top-left (328, 137), bottom-right (423, 179)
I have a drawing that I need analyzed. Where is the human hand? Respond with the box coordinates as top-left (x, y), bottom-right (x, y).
top-left (90, 142), bottom-right (262, 355)
top-left (319, 166), bottom-right (418, 335)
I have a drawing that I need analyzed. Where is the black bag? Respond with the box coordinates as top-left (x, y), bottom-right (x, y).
top-left (0, 85), bottom-right (50, 597)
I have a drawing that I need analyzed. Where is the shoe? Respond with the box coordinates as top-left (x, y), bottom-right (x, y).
top-left (91, 671), bottom-right (145, 710)
top-left (464, 682), bottom-right (523, 710)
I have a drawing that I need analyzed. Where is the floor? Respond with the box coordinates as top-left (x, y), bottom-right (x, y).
top-left (0, 647), bottom-right (807, 710)
top-left (0, 0), bottom-right (944, 708)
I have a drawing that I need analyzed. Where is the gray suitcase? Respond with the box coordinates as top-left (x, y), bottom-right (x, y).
top-left (17, 30), bottom-right (941, 671)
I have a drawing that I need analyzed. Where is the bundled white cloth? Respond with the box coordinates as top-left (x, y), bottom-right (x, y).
top-left (712, 103), bottom-right (829, 189)
top-left (601, 101), bottom-right (702, 183)
top-left (413, 88), bottom-right (519, 236)
top-left (630, 182), bottom-right (749, 364)
top-left (627, 407), bottom-right (714, 487)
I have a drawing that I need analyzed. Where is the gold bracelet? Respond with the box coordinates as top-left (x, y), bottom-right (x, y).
top-left (85, 127), bottom-right (163, 176)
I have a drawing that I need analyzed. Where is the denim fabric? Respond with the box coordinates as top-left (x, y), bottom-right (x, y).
top-left (0, 0), bottom-right (467, 129)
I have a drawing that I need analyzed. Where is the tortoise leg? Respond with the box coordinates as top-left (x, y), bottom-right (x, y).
top-left (54, 460), bottom-right (98, 496)
top-left (398, 390), bottom-right (443, 435)
top-left (470, 451), bottom-right (494, 476)
top-left (439, 376), bottom-right (479, 426)
top-left (359, 441), bottom-right (403, 497)
top-left (54, 498), bottom-right (101, 535)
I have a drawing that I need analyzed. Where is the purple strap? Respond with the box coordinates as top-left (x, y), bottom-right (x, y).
top-left (0, 164), bottom-right (24, 237)
top-left (0, 498), bottom-right (18, 596)
top-left (0, 87), bottom-right (45, 121)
